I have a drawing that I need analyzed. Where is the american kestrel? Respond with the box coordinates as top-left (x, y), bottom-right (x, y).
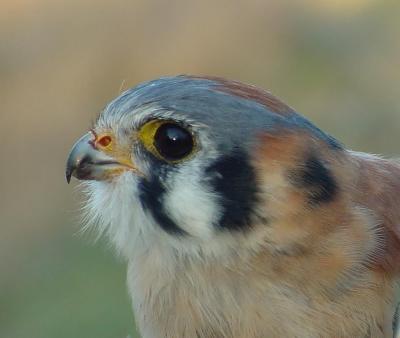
top-left (66, 75), bottom-right (400, 338)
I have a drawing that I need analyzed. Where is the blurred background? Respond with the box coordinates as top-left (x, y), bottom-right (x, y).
top-left (1, 0), bottom-right (399, 337)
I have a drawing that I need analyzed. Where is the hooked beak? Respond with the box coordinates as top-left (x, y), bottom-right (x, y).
top-left (66, 132), bottom-right (136, 183)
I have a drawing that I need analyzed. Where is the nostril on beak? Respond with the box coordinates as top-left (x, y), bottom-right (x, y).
top-left (66, 132), bottom-right (124, 183)
top-left (96, 135), bottom-right (112, 148)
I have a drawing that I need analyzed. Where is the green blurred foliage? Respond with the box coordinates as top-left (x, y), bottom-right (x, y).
top-left (1, 231), bottom-right (136, 337)
top-left (0, 0), bottom-right (399, 337)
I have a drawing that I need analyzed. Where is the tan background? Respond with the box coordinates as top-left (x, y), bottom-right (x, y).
top-left (1, 1), bottom-right (399, 337)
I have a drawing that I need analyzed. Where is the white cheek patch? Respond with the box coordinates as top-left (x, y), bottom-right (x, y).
top-left (163, 170), bottom-right (221, 239)
top-left (79, 170), bottom-right (258, 262)
top-left (81, 173), bottom-right (156, 257)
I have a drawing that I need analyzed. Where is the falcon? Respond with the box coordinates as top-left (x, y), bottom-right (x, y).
top-left (66, 75), bottom-right (400, 338)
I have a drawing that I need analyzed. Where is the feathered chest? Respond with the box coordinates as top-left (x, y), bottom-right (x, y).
top-left (126, 247), bottom-right (393, 338)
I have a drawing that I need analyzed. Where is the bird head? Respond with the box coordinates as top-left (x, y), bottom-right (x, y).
top-left (66, 76), bottom-right (343, 259)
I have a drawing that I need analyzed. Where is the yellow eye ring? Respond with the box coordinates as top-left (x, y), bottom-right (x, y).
top-left (138, 120), bottom-right (195, 162)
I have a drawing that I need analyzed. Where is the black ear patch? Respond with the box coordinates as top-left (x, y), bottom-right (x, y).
top-left (138, 175), bottom-right (186, 235)
top-left (206, 150), bottom-right (259, 231)
top-left (291, 154), bottom-right (337, 206)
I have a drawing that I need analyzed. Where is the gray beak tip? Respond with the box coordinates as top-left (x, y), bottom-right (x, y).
top-left (66, 132), bottom-right (93, 184)
top-left (66, 169), bottom-right (72, 184)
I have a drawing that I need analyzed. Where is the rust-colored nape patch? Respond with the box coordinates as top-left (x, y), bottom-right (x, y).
top-left (255, 130), bottom-right (308, 165)
top-left (190, 75), bottom-right (294, 116)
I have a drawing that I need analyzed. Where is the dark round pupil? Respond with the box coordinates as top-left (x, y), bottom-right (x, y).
top-left (154, 123), bottom-right (193, 161)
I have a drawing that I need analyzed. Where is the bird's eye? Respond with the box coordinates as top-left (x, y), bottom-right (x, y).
top-left (139, 120), bottom-right (195, 162)
top-left (154, 123), bottom-right (194, 161)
